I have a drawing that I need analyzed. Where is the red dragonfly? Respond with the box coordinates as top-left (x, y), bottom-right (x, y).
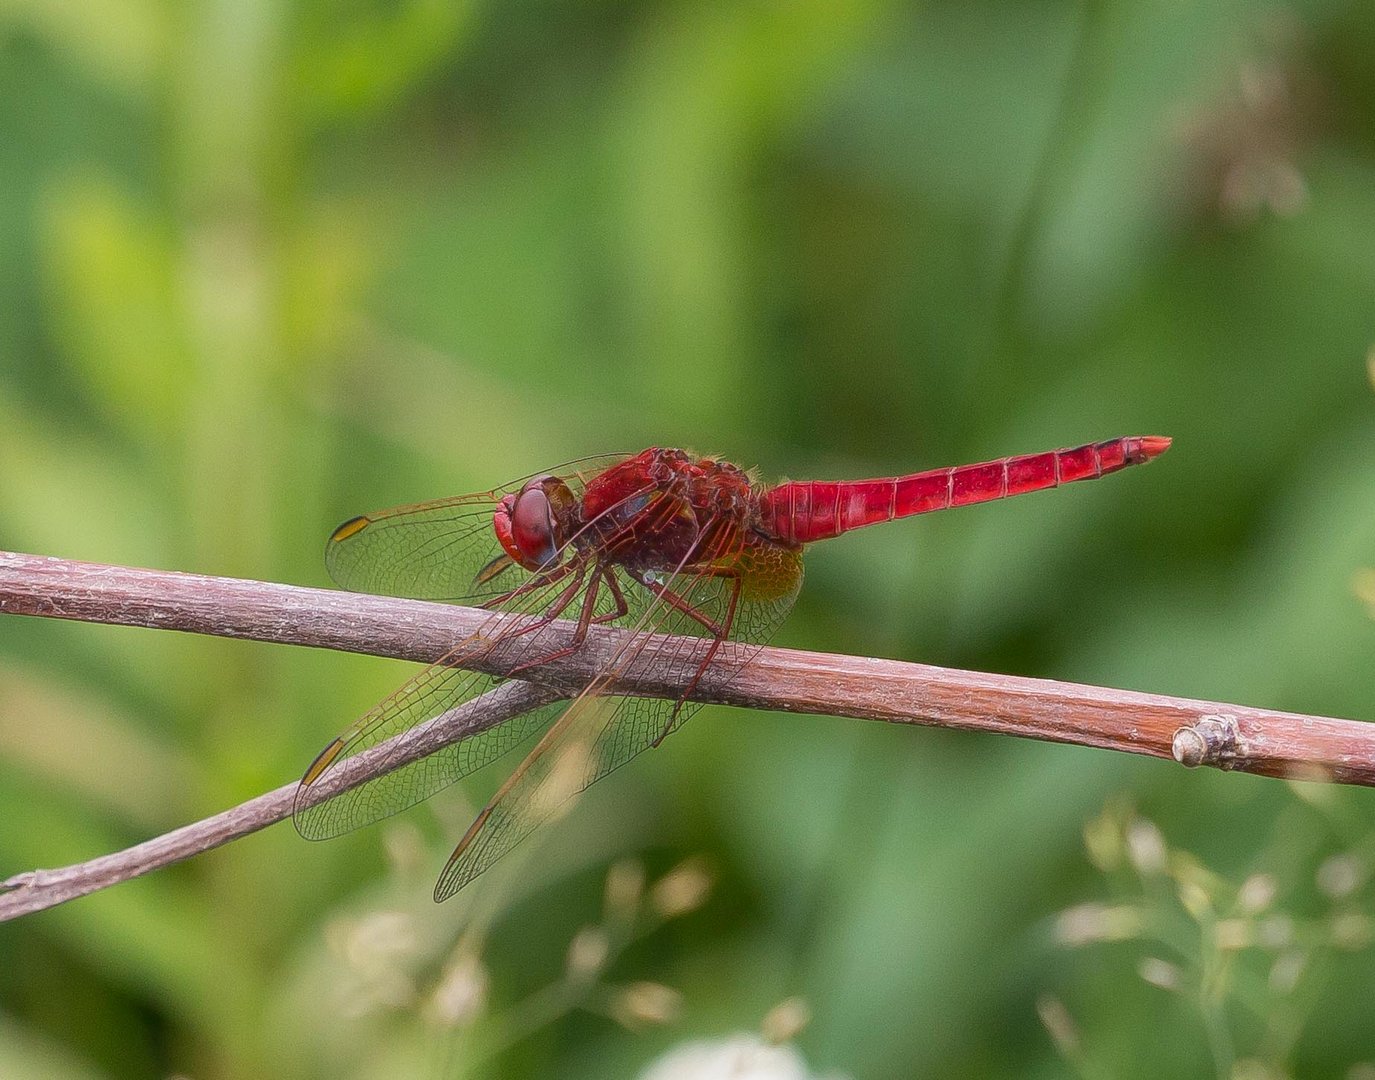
top-left (295, 436), bottom-right (1170, 899)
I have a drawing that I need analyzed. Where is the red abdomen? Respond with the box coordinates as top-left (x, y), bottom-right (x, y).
top-left (754, 436), bottom-right (1170, 546)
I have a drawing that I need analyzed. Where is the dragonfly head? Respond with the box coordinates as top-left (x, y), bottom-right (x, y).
top-left (494, 475), bottom-right (576, 572)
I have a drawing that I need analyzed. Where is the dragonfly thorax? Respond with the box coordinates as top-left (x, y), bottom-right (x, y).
top-left (576, 448), bottom-right (755, 575)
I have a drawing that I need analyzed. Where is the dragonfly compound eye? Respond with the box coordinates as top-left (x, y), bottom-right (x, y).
top-left (494, 476), bottom-right (571, 571)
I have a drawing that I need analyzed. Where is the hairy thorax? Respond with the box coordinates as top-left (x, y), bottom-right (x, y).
top-left (576, 448), bottom-right (757, 575)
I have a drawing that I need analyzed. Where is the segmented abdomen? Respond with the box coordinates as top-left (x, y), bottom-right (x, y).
top-left (754, 436), bottom-right (1170, 546)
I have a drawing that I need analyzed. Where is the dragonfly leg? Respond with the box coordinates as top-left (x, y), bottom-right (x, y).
top-left (444, 562), bottom-right (589, 679)
top-left (638, 566), bottom-right (735, 637)
top-left (478, 559), bottom-right (576, 612)
top-left (638, 569), bottom-right (742, 747)
top-left (492, 561), bottom-right (590, 652)
top-left (589, 567), bottom-right (630, 626)
top-left (505, 563), bottom-right (610, 674)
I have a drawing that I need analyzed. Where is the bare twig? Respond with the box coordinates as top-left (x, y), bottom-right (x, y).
top-left (0, 680), bottom-right (562, 919)
top-left (1, 549), bottom-right (1373, 920)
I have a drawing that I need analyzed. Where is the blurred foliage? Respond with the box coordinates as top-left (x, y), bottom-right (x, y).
top-left (1, 0), bottom-right (1375, 1077)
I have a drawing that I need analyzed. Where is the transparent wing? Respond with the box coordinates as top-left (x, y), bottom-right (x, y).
top-left (297, 469), bottom-right (656, 840)
top-left (325, 454), bottom-right (631, 601)
top-left (294, 565), bottom-right (628, 839)
top-left (432, 521), bottom-right (804, 899)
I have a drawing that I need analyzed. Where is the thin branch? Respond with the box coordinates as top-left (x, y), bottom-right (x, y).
top-left (1, 549), bottom-right (1372, 920)
top-left (0, 681), bottom-right (562, 919)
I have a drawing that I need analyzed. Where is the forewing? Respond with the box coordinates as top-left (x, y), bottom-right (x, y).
top-left (432, 523), bottom-right (804, 898)
top-left (325, 454), bottom-right (630, 601)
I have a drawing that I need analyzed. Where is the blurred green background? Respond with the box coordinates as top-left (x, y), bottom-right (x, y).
top-left (3, 0), bottom-right (1375, 1077)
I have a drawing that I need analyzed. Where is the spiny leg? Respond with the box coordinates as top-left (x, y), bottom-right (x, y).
top-left (636, 567), bottom-right (742, 746)
top-left (478, 559), bottom-right (577, 613)
top-left (505, 562), bottom-right (610, 675)
top-left (591, 566), bottom-right (630, 625)
top-left (638, 564), bottom-right (738, 637)
top-left (468, 561), bottom-right (589, 676)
